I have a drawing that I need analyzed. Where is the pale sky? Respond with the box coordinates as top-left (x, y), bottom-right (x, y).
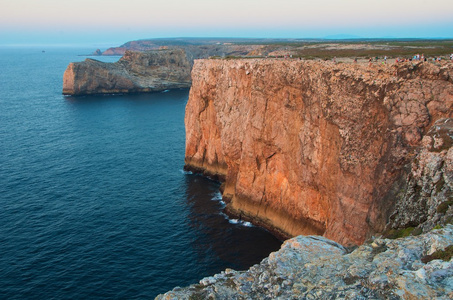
top-left (1, 0), bottom-right (452, 46)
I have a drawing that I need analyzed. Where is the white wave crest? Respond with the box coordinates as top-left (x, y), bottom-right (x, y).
top-left (211, 191), bottom-right (222, 201)
top-left (228, 219), bottom-right (254, 227)
top-left (179, 169), bottom-right (193, 175)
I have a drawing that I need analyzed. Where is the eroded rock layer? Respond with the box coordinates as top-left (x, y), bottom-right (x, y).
top-left (184, 59), bottom-right (453, 246)
top-left (63, 49), bottom-right (191, 95)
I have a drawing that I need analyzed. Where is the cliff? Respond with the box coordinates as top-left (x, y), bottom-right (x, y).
top-left (184, 59), bottom-right (453, 246)
top-left (62, 49), bottom-right (191, 95)
top-left (157, 225), bottom-right (453, 299)
top-left (387, 118), bottom-right (453, 234)
top-left (100, 38), bottom-right (276, 57)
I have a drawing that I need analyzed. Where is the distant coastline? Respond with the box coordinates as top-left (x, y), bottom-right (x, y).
top-left (94, 37), bottom-right (453, 60)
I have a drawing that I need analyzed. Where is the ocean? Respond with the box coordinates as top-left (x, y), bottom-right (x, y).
top-left (0, 46), bottom-right (282, 299)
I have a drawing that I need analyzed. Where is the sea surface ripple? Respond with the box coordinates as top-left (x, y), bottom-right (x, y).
top-left (0, 47), bottom-right (281, 299)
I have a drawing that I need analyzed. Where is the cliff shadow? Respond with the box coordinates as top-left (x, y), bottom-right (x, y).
top-left (182, 173), bottom-right (282, 272)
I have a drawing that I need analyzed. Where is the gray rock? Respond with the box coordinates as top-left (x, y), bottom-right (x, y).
top-left (156, 226), bottom-right (453, 299)
top-left (387, 118), bottom-right (453, 233)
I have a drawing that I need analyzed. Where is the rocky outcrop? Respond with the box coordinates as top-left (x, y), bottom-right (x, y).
top-left (101, 39), bottom-right (279, 63)
top-left (62, 49), bottom-right (191, 95)
top-left (387, 118), bottom-right (453, 233)
top-left (156, 225), bottom-right (453, 299)
top-left (102, 43), bottom-right (264, 61)
top-left (184, 59), bottom-right (453, 246)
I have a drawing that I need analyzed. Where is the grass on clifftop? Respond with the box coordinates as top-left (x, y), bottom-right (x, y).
top-left (214, 40), bottom-right (453, 60)
top-left (383, 227), bottom-right (423, 239)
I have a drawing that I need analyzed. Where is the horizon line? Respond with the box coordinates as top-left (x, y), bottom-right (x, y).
top-left (2, 36), bottom-right (453, 48)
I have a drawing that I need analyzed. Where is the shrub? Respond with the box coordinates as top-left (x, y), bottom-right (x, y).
top-left (421, 245), bottom-right (453, 263)
top-left (437, 200), bottom-right (453, 214)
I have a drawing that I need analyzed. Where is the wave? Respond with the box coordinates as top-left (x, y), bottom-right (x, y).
top-left (229, 219), bottom-right (254, 227)
top-left (219, 212), bottom-right (254, 228)
top-left (211, 191), bottom-right (226, 208)
top-left (211, 191), bottom-right (222, 201)
top-left (213, 192), bottom-right (253, 227)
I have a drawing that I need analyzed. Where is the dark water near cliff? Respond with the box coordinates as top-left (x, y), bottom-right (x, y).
top-left (0, 47), bottom-right (282, 299)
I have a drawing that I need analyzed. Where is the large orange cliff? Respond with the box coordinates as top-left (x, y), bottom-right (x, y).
top-left (184, 59), bottom-right (453, 246)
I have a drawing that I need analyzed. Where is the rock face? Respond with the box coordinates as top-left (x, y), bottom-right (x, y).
top-left (101, 39), bottom-right (272, 59)
top-left (156, 225), bottom-right (453, 299)
top-left (62, 49), bottom-right (191, 95)
top-left (387, 118), bottom-right (453, 233)
top-left (184, 59), bottom-right (453, 246)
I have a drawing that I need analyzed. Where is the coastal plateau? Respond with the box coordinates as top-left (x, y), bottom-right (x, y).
top-left (184, 59), bottom-right (453, 246)
top-left (62, 49), bottom-right (191, 95)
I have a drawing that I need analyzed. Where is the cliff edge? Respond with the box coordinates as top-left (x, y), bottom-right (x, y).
top-left (62, 49), bottom-right (191, 95)
top-left (184, 59), bottom-right (453, 246)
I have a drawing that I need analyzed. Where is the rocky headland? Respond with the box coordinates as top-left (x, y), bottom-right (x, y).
top-left (160, 58), bottom-right (453, 299)
top-left (102, 41), bottom-right (265, 62)
top-left (184, 59), bottom-right (453, 246)
top-left (99, 38), bottom-right (453, 62)
top-left (62, 49), bottom-right (191, 95)
top-left (61, 38), bottom-right (453, 297)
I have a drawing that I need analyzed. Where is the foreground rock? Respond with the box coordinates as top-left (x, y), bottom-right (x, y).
top-left (157, 225), bottom-right (453, 299)
top-left (62, 49), bottom-right (191, 95)
top-left (184, 59), bottom-right (453, 246)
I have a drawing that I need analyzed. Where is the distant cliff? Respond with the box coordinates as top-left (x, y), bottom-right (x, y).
top-left (100, 39), bottom-right (270, 62)
top-left (184, 59), bottom-right (453, 246)
top-left (62, 49), bottom-right (191, 96)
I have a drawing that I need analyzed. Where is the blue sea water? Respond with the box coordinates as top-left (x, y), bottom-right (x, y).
top-left (0, 47), bottom-right (282, 299)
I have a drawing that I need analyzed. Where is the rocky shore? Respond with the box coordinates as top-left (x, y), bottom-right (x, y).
top-left (156, 225), bottom-right (453, 299)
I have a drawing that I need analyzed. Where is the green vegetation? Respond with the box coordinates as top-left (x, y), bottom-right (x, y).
top-left (214, 39), bottom-right (453, 60)
top-left (421, 245), bottom-right (453, 263)
top-left (412, 227), bottom-right (423, 236)
top-left (291, 46), bottom-right (452, 60)
top-left (437, 199), bottom-right (453, 214)
top-left (383, 227), bottom-right (417, 239)
top-left (446, 216), bottom-right (453, 225)
top-left (383, 226), bottom-right (424, 239)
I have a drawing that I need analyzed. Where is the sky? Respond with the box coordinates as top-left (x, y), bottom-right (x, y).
top-left (1, 0), bottom-right (452, 47)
